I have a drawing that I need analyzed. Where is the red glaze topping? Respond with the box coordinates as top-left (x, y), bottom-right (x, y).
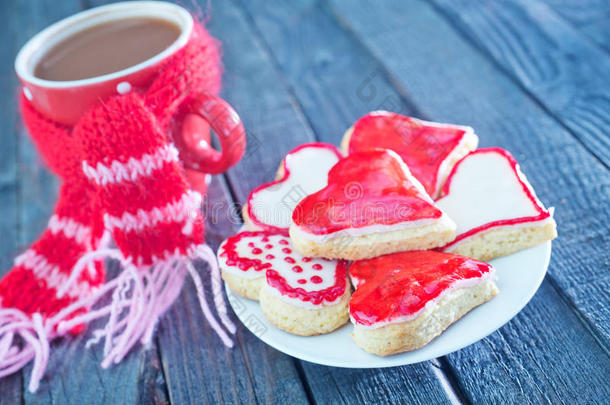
top-left (219, 231), bottom-right (274, 273)
top-left (349, 250), bottom-right (492, 326)
top-left (310, 276), bottom-right (323, 284)
top-left (292, 149), bottom-right (442, 235)
top-left (348, 112), bottom-right (470, 197)
top-left (219, 231), bottom-right (347, 305)
top-left (266, 260), bottom-right (347, 305)
top-left (438, 148), bottom-right (551, 250)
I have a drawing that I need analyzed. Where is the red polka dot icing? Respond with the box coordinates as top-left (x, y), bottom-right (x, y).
top-left (218, 231), bottom-right (347, 306)
top-left (291, 149), bottom-right (444, 237)
top-left (346, 111), bottom-right (477, 198)
top-left (436, 148), bottom-right (553, 251)
top-left (246, 143), bottom-right (343, 233)
top-left (349, 250), bottom-right (494, 327)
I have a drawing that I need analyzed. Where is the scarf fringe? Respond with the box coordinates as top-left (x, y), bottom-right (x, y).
top-left (0, 244), bottom-right (234, 392)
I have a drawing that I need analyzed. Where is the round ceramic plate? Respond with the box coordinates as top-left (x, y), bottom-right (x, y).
top-left (225, 241), bottom-right (551, 367)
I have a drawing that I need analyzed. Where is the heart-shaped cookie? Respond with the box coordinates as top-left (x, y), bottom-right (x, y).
top-left (342, 111), bottom-right (478, 198)
top-left (244, 143), bottom-right (343, 233)
top-left (218, 230), bottom-right (350, 335)
top-left (349, 250), bottom-right (498, 355)
top-left (436, 148), bottom-right (557, 261)
top-left (290, 149), bottom-right (456, 260)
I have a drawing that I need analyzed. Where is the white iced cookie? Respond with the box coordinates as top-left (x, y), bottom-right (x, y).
top-left (218, 231), bottom-right (350, 335)
top-left (436, 147), bottom-right (557, 261)
top-left (243, 143), bottom-right (343, 233)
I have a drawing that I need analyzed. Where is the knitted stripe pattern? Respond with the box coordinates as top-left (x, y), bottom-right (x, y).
top-left (0, 21), bottom-right (235, 392)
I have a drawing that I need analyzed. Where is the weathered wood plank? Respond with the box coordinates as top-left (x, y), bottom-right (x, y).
top-left (154, 1), bottom-right (311, 404)
top-left (237, 0), bottom-right (423, 144)
top-left (541, 0), bottom-right (610, 53)
top-left (299, 362), bottom-right (455, 405)
top-left (447, 281), bottom-right (610, 404)
top-left (157, 177), bottom-right (309, 405)
top-left (329, 0), bottom-right (610, 344)
top-left (429, 0), bottom-right (610, 167)
top-left (232, 1), bottom-right (458, 403)
top-left (326, 0), bottom-right (610, 401)
top-left (426, 0), bottom-right (610, 340)
top-left (0, 0), bottom-right (26, 402)
top-left (1, 1), bottom-right (169, 403)
top-left (210, 1), bottom-right (317, 202)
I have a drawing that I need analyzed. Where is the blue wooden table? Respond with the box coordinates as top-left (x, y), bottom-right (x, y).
top-left (1, 0), bottom-right (609, 403)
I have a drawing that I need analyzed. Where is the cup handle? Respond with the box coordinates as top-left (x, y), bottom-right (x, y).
top-left (174, 93), bottom-right (246, 175)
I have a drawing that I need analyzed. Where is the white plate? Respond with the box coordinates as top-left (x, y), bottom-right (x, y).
top-left (225, 241), bottom-right (551, 367)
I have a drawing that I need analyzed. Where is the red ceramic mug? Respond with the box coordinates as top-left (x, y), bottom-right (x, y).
top-left (15, 1), bottom-right (245, 195)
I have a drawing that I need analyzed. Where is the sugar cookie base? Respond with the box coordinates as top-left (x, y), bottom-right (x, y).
top-left (289, 215), bottom-right (456, 260)
top-left (221, 271), bottom-right (264, 301)
top-left (259, 282), bottom-right (351, 336)
top-left (445, 220), bottom-right (557, 262)
top-left (351, 278), bottom-right (499, 356)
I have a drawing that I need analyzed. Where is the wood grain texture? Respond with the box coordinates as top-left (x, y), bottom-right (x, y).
top-left (237, 0), bottom-right (423, 144)
top-left (429, 0), bottom-right (610, 168)
top-left (154, 1), bottom-right (311, 404)
top-left (424, 0), bottom-right (610, 342)
top-left (298, 362), bottom-right (453, 405)
top-left (541, 0), bottom-right (610, 53)
top-left (1, 0), bottom-right (609, 402)
top-left (448, 281), bottom-right (610, 404)
top-left (0, 0), bottom-right (27, 402)
top-left (157, 177), bottom-right (309, 405)
top-left (3, 2), bottom-right (170, 404)
top-left (209, 0), bottom-right (317, 204)
top-left (327, 0), bottom-right (610, 401)
top-left (233, 1), bottom-right (458, 404)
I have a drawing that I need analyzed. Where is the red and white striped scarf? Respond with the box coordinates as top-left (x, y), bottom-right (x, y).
top-left (0, 21), bottom-right (238, 392)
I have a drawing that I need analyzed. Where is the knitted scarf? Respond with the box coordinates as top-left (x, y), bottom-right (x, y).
top-left (0, 22), bottom-right (237, 392)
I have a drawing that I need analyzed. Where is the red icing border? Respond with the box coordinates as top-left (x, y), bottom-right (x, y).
top-left (219, 230), bottom-right (276, 273)
top-left (220, 230), bottom-right (347, 305)
top-left (439, 147), bottom-right (551, 250)
top-left (246, 142), bottom-right (343, 234)
top-left (266, 260), bottom-right (347, 306)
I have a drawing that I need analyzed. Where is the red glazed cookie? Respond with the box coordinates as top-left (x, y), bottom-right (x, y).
top-left (290, 149), bottom-right (456, 260)
top-left (243, 143), bottom-right (342, 233)
top-left (341, 111), bottom-right (478, 198)
top-left (436, 148), bottom-right (557, 261)
top-left (218, 231), bottom-right (350, 335)
top-left (349, 250), bottom-right (498, 356)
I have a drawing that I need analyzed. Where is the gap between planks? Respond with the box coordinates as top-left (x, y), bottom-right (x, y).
top-left (425, 0), bottom-right (610, 172)
top-left (323, 0), bottom-right (608, 348)
top-left (227, 0), bottom-right (470, 402)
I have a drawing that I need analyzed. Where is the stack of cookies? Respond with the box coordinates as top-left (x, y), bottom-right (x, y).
top-left (218, 111), bottom-right (557, 356)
